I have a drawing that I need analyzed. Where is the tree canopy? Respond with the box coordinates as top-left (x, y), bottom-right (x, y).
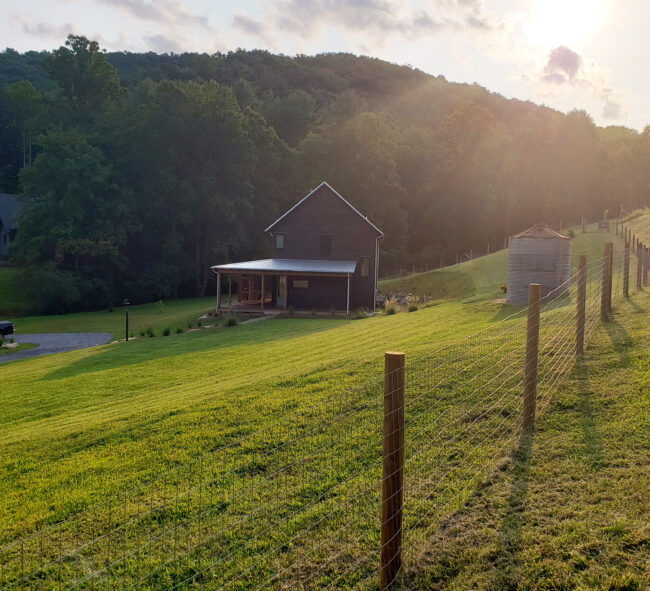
top-left (1, 36), bottom-right (648, 313)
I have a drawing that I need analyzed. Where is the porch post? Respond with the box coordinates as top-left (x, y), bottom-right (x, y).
top-left (216, 271), bottom-right (221, 312)
top-left (261, 273), bottom-right (265, 310)
top-left (228, 274), bottom-right (232, 310)
top-left (346, 274), bottom-right (350, 315)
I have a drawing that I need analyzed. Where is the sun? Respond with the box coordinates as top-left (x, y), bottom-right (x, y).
top-left (525, 0), bottom-right (607, 49)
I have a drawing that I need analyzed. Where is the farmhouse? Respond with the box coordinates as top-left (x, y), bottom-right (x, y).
top-left (212, 182), bottom-right (383, 314)
top-left (0, 194), bottom-right (20, 258)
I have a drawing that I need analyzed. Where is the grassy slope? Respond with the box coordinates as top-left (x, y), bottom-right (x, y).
top-left (623, 208), bottom-right (650, 243)
top-left (11, 296), bottom-right (217, 337)
top-left (407, 293), bottom-right (650, 590)
top-left (2, 227), bottom-right (643, 589)
top-left (379, 224), bottom-right (617, 300)
top-left (0, 297), bottom-right (509, 539)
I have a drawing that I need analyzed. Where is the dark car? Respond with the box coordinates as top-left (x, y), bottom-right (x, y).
top-left (0, 321), bottom-right (15, 336)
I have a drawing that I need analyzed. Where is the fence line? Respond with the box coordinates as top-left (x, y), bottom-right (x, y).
top-left (1, 242), bottom-right (635, 590)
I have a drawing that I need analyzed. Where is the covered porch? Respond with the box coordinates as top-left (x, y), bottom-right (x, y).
top-left (211, 259), bottom-right (357, 314)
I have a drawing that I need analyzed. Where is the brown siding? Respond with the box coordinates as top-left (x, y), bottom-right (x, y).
top-left (270, 185), bottom-right (379, 309)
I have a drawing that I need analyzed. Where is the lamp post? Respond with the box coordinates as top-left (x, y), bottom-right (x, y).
top-left (123, 298), bottom-right (131, 341)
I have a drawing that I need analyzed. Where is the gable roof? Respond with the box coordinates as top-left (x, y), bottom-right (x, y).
top-left (0, 194), bottom-right (21, 230)
top-left (265, 181), bottom-right (384, 237)
top-left (512, 222), bottom-right (571, 240)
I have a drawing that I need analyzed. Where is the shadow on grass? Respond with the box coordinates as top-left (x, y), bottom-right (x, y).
top-left (492, 429), bottom-right (534, 590)
top-left (604, 313), bottom-right (634, 367)
top-left (40, 318), bottom-right (348, 382)
top-left (574, 361), bottom-right (604, 469)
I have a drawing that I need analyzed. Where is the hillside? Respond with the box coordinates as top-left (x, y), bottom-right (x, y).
top-left (2, 40), bottom-right (649, 314)
top-left (379, 223), bottom-right (616, 301)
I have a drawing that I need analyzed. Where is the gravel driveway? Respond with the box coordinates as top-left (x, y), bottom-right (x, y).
top-left (0, 333), bottom-right (113, 363)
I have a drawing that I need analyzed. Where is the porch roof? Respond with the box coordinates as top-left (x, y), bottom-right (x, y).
top-left (211, 258), bottom-right (357, 275)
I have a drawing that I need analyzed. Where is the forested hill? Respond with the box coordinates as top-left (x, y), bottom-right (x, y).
top-left (1, 37), bottom-right (649, 313)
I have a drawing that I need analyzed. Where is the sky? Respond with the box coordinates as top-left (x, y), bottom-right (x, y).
top-left (2, 0), bottom-right (649, 130)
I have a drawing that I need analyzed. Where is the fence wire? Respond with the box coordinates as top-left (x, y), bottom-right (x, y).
top-left (0, 244), bottom-right (631, 591)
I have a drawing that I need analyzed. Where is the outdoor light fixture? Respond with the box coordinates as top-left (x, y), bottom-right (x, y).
top-left (123, 298), bottom-right (131, 341)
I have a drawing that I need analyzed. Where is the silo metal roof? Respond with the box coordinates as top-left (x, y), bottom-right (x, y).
top-left (511, 223), bottom-right (572, 240)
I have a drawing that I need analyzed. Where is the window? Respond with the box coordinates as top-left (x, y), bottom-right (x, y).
top-left (359, 256), bottom-right (370, 277)
top-left (275, 233), bottom-right (285, 250)
top-left (320, 234), bottom-right (332, 256)
top-left (293, 279), bottom-right (309, 288)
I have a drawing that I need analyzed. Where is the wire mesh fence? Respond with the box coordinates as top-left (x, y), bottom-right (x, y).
top-left (0, 242), bottom-right (635, 591)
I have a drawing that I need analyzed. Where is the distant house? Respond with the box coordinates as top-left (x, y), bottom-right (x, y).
top-left (212, 182), bottom-right (384, 314)
top-left (0, 194), bottom-right (20, 257)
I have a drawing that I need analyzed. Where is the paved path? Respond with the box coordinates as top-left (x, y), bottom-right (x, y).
top-left (0, 333), bottom-right (113, 363)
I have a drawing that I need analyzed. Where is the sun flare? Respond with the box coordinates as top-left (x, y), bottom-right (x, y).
top-left (525, 0), bottom-right (607, 49)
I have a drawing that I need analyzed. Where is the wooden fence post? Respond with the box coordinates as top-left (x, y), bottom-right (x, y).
top-left (381, 352), bottom-right (405, 590)
top-left (624, 242), bottom-right (630, 298)
top-left (576, 256), bottom-right (587, 356)
top-left (582, 216), bottom-right (586, 234)
top-left (644, 246), bottom-right (649, 288)
top-left (601, 243), bottom-right (611, 320)
top-left (523, 284), bottom-right (541, 431)
top-left (607, 242), bottom-right (613, 313)
top-left (637, 242), bottom-right (643, 290)
top-left (616, 218), bottom-right (619, 236)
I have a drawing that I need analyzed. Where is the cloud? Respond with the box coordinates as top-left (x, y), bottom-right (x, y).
top-left (17, 20), bottom-right (76, 40)
top-left (143, 33), bottom-right (183, 53)
top-left (233, 14), bottom-right (277, 46)
top-left (238, 0), bottom-right (497, 43)
top-left (602, 100), bottom-right (623, 120)
top-left (544, 45), bottom-right (581, 82)
top-left (96, 0), bottom-right (211, 29)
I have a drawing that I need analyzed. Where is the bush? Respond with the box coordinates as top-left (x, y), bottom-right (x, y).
top-left (176, 327), bottom-right (183, 334)
top-left (187, 322), bottom-right (192, 329)
top-left (197, 319), bottom-right (202, 328)
top-left (386, 306), bottom-right (396, 315)
top-left (139, 329), bottom-right (145, 337)
top-left (162, 327), bottom-right (170, 336)
top-left (146, 326), bottom-right (154, 338)
top-left (155, 300), bottom-right (165, 314)
top-left (225, 316), bottom-right (238, 327)
top-left (408, 304), bottom-right (418, 312)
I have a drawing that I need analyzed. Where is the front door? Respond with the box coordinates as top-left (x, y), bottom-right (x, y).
top-left (276, 275), bottom-right (287, 308)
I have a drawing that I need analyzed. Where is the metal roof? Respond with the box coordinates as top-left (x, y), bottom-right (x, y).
top-left (511, 222), bottom-right (572, 240)
top-left (265, 181), bottom-right (384, 237)
top-left (211, 258), bottom-right (357, 275)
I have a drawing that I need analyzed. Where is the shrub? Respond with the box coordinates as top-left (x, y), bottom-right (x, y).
top-left (9, 337), bottom-right (14, 343)
top-left (146, 326), bottom-right (154, 338)
top-left (176, 327), bottom-right (183, 334)
top-left (155, 300), bottom-right (165, 314)
top-left (226, 316), bottom-right (238, 327)
top-left (139, 329), bottom-right (145, 337)
top-left (162, 327), bottom-right (170, 336)
top-left (197, 319), bottom-right (202, 328)
top-left (408, 304), bottom-right (418, 312)
top-left (187, 322), bottom-right (192, 329)
top-left (386, 306), bottom-right (396, 315)
top-left (565, 229), bottom-right (575, 238)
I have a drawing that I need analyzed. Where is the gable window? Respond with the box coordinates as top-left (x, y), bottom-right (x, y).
top-left (359, 256), bottom-right (370, 277)
top-left (320, 234), bottom-right (332, 256)
top-left (275, 233), bottom-right (285, 250)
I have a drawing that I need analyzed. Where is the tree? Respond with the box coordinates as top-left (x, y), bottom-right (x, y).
top-left (46, 35), bottom-right (125, 117)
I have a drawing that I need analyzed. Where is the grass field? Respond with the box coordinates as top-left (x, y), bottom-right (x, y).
top-left (623, 208), bottom-right (650, 244)
top-left (1, 226), bottom-right (645, 589)
top-left (407, 293), bottom-right (649, 590)
top-left (0, 342), bottom-right (37, 356)
top-left (10, 296), bottom-right (219, 338)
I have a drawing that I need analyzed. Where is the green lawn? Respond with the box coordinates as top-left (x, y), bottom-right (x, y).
top-left (406, 292), bottom-right (649, 590)
top-left (11, 296), bottom-right (218, 337)
top-left (1, 227), bottom-right (643, 590)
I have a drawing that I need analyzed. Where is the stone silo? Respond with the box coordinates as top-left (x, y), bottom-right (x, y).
top-left (507, 223), bottom-right (573, 304)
